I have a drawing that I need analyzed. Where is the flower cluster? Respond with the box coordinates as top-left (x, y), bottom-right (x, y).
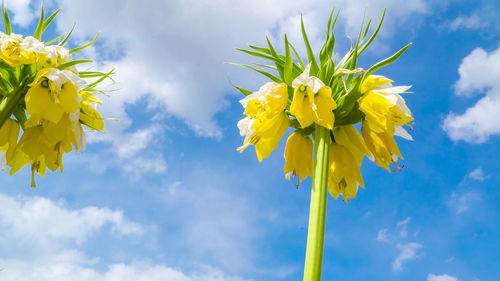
top-left (0, 7), bottom-right (112, 186)
top-left (234, 11), bottom-right (413, 201)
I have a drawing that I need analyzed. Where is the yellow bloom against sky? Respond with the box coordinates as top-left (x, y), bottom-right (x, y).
top-left (0, 1), bottom-right (499, 281)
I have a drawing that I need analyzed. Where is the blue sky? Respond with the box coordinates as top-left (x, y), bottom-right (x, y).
top-left (0, 0), bottom-right (499, 281)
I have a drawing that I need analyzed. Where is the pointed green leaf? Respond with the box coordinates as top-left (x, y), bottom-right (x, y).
top-left (57, 60), bottom-right (93, 70)
top-left (300, 15), bottom-right (318, 74)
top-left (59, 23), bottom-right (76, 46)
top-left (364, 43), bottom-right (412, 78)
top-left (2, 1), bottom-right (11, 35)
top-left (42, 8), bottom-right (60, 32)
top-left (70, 33), bottom-right (100, 54)
top-left (289, 42), bottom-right (304, 69)
top-left (33, 6), bottom-right (45, 40)
top-left (283, 34), bottom-right (293, 84)
top-left (227, 62), bottom-right (281, 82)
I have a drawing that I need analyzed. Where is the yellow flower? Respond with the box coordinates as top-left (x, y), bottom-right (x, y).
top-left (0, 33), bottom-right (45, 67)
top-left (79, 91), bottom-right (105, 131)
top-left (237, 112), bottom-right (289, 161)
top-left (240, 82), bottom-right (288, 118)
top-left (0, 118), bottom-right (20, 164)
top-left (328, 142), bottom-right (364, 201)
top-left (283, 132), bottom-right (312, 183)
top-left (359, 75), bottom-right (413, 137)
top-left (333, 125), bottom-right (372, 161)
top-left (361, 121), bottom-right (403, 171)
top-left (290, 65), bottom-right (337, 129)
top-left (237, 82), bottom-right (289, 161)
top-left (10, 113), bottom-right (84, 185)
top-left (25, 68), bottom-right (83, 124)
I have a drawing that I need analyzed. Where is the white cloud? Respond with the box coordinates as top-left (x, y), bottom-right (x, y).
top-left (0, 193), bottom-right (250, 281)
top-left (376, 228), bottom-right (389, 242)
top-left (467, 167), bottom-right (487, 182)
top-left (397, 217), bottom-right (411, 238)
top-left (448, 14), bottom-right (485, 31)
top-left (448, 191), bottom-right (480, 214)
top-left (339, 0), bottom-right (428, 37)
top-left (443, 46), bottom-right (500, 143)
top-left (427, 274), bottom-right (458, 281)
top-left (376, 217), bottom-right (422, 272)
top-left (392, 242), bottom-right (423, 272)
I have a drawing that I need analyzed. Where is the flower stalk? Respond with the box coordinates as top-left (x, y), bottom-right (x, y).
top-left (303, 125), bottom-right (330, 281)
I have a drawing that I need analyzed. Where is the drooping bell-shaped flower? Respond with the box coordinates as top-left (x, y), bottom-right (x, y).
top-left (0, 118), bottom-right (20, 165)
top-left (283, 132), bottom-right (313, 183)
top-left (328, 142), bottom-right (364, 201)
top-left (25, 68), bottom-right (84, 124)
top-left (359, 75), bottom-right (413, 138)
top-left (237, 82), bottom-right (289, 161)
top-left (361, 120), bottom-right (404, 171)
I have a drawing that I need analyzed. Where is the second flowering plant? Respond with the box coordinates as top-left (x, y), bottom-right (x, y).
top-left (0, 5), bottom-right (113, 186)
top-left (232, 9), bottom-right (414, 281)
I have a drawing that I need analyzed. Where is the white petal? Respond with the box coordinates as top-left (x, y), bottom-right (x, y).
top-left (395, 126), bottom-right (413, 141)
top-left (376, 85), bottom-right (412, 95)
top-left (292, 64), bottom-right (311, 88)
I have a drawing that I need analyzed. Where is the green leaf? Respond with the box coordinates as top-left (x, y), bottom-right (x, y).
top-left (57, 60), bottom-right (93, 70)
top-left (248, 45), bottom-right (271, 55)
top-left (230, 81), bottom-right (253, 96)
top-left (33, 6), bottom-right (45, 40)
top-left (227, 62), bottom-right (281, 82)
top-left (364, 43), bottom-right (412, 78)
top-left (300, 15), bottom-right (318, 75)
top-left (45, 34), bottom-right (64, 45)
top-left (283, 34), bottom-right (293, 84)
top-left (289, 42), bottom-right (305, 69)
top-left (70, 33), bottom-right (100, 54)
top-left (265, 37), bottom-right (284, 79)
top-left (83, 68), bottom-right (115, 90)
top-left (236, 48), bottom-right (280, 63)
top-left (358, 8), bottom-right (386, 54)
top-left (59, 23), bottom-right (76, 46)
top-left (2, 1), bottom-right (11, 35)
top-left (42, 8), bottom-right (60, 33)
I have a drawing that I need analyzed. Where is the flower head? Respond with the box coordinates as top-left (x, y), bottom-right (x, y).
top-left (283, 132), bottom-right (313, 184)
top-left (291, 65), bottom-right (337, 129)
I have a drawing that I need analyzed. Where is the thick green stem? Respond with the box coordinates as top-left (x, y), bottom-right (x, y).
top-left (303, 125), bottom-right (330, 281)
top-left (0, 86), bottom-right (26, 128)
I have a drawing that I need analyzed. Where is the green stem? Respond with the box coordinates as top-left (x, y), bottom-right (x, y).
top-left (0, 86), bottom-right (26, 128)
top-left (303, 125), bottom-right (330, 281)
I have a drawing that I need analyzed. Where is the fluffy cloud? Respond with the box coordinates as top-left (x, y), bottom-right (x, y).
top-left (0, 193), bottom-right (250, 281)
top-left (392, 242), bottom-right (423, 272)
top-left (376, 217), bottom-right (423, 272)
top-left (468, 167), bottom-right (487, 182)
top-left (448, 15), bottom-right (485, 31)
top-left (443, 46), bottom-right (500, 143)
top-left (427, 274), bottom-right (459, 281)
top-left (448, 191), bottom-right (480, 215)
